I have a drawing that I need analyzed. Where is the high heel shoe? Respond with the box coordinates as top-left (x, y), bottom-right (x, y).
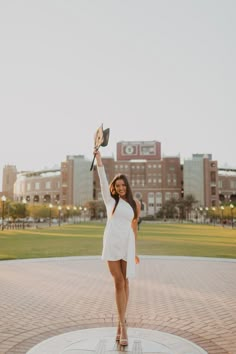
top-left (119, 322), bottom-right (128, 346)
top-left (116, 322), bottom-right (121, 342)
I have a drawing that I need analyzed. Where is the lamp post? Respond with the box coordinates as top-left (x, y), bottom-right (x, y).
top-left (73, 206), bottom-right (77, 224)
top-left (79, 206), bottom-right (83, 222)
top-left (230, 204), bottom-right (234, 229)
top-left (49, 203), bottom-right (53, 226)
top-left (58, 206), bottom-right (62, 227)
top-left (199, 207), bottom-right (203, 224)
top-left (66, 206), bottom-right (70, 223)
top-left (220, 206), bottom-right (225, 227)
top-left (211, 207), bottom-right (216, 226)
top-left (205, 207), bottom-right (209, 224)
top-left (194, 208), bottom-right (198, 224)
top-left (1, 195), bottom-right (6, 231)
top-left (22, 198), bottom-right (27, 229)
top-left (83, 207), bottom-right (87, 222)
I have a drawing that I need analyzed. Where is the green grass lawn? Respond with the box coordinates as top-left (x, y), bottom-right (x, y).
top-left (0, 222), bottom-right (235, 260)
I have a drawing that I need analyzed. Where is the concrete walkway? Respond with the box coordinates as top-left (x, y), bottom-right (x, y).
top-left (0, 256), bottom-right (235, 354)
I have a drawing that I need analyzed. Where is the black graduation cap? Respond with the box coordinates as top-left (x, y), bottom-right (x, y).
top-left (90, 124), bottom-right (110, 171)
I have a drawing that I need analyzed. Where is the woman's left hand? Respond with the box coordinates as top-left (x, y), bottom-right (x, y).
top-left (135, 255), bottom-right (140, 264)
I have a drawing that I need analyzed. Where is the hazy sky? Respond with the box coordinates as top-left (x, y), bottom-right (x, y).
top-left (1, 1), bottom-right (236, 188)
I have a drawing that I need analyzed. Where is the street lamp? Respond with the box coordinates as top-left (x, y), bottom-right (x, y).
top-left (79, 206), bottom-right (83, 222)
top-left (73, 206), bottom-right (77, 224)
top-left (58, 206), bottom-right (62, 226)
top-left (83, 207), bottom-right (87, 222)
top-left (1, 195), bottom-right (6, 231)
top-left (230, 204), bottom-right (234, 229)
top-left (22, 198), bottom-right (27, 229)
top-left (205, 207), bottom-right (209, 224)
top-left (199, 207), bottom-right (203, 224)
top-left (49, 203), bottom-right (53, 226)
top-left (66, 206), bottom-right (70, 223)
top-left (220, 206), bottom-right (225, 227)
top-left (211, 207), bottom-right (216, 226)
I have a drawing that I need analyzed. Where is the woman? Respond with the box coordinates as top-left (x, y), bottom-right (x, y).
top-left (94, 149), bottom-right (141, 347)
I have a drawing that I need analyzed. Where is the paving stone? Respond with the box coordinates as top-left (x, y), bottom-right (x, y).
top-left (0, 256), bottom-right (235, 354)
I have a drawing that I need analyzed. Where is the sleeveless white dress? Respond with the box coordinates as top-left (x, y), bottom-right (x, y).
top-left (97, 166), bottom-right (136, 279)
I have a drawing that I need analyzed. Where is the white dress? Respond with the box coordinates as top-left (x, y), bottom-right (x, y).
top-left (97, 166), bottom-right (136, 279)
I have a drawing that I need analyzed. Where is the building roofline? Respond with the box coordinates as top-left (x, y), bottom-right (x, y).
top-left (17, 169), bottom-right (61, 177)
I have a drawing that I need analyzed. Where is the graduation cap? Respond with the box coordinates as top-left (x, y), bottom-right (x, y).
top-left (90, 124), bottom-right (110, 171)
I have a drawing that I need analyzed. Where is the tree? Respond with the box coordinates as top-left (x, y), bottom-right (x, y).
top-left (7, 202), bottom-right (27, 221)
top-left (177, 194), bottom-right (198, 221)
top-left (85, 200), bottom-right (106, 220)
top-left (157, 198), bottom-right (179, 220)
top-left (184, 194), bottom-right (198, 220)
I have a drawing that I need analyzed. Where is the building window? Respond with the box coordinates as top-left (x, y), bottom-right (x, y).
top-left (26, 183), bottom-right (31, 191)
top-left (165, 192), bottom-right (171, 201)
top-left (230, 180), bottom-right (236, 189)
top-left (35, 182), bottom-right (40, 190)
top-left (46, 181), bottom-right (51, 189)
top-left (156, 192), bottom-right (162, 204)
top-left (211, 171), bottom-right (216, 182)
top-left (211, 187), bottom-right (216, 195)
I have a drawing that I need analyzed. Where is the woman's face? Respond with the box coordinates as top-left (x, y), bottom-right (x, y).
top-left (114, 178), bottom-right (127, 198)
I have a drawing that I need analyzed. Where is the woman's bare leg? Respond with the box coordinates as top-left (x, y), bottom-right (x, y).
top-left (120, 259), bottom-right (129, 312)
top-left (107, 260), bottom-right (129, 344)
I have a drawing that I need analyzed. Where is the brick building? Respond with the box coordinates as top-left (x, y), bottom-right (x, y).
top-left (1, 141), bottom-right (236, 216)
top-left (93, 141), bottom-right (182, 216)
top-left (184, 154), bottom-right (219, 207)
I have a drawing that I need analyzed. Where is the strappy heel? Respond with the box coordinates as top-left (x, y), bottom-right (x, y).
top-left (119, 322), bottom-right (128, 346)
top-left (116, 321), bottom-right (121, 342)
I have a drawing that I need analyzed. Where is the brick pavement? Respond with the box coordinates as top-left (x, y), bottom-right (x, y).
top-left (0, 256), bottom-right (235, 354)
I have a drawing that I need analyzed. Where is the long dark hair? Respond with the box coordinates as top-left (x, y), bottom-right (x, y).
top-left (109, 174), bottom-right (137, 219)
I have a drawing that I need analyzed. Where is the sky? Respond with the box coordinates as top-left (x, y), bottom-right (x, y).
top-left (1, 0), bottom-right (236, 189)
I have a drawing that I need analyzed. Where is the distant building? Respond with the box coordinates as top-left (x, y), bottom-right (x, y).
top-left (13, 155), bottom-right (93, 207)
top-left (61, 155), bottom-right (93, 206)
top-left (183, 154), bottom-right (219, 207)
top-left (14, 169), bottom-right (61, 204)
top-left (2, 165), bottom-right (17, 199)
top-left (2, 141), bottom-right (236, 216)
top-left (93, 141), bottom-right (182, 216)
top-left (218, 169), bottom-right (236, 203)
